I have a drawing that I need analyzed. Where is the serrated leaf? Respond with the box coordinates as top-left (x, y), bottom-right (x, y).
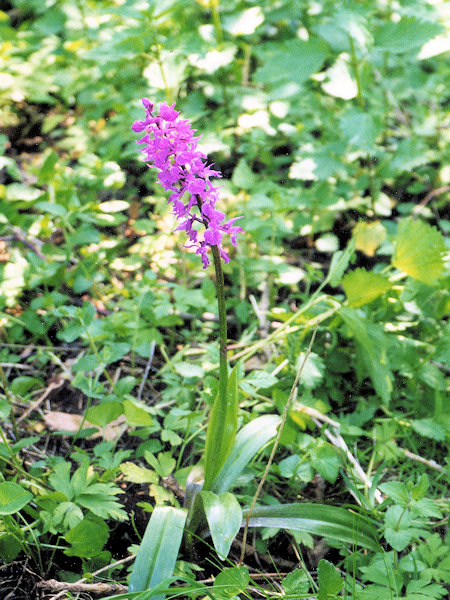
top-left (342, 269), bottom-right (391, 307)
top-left (411, 418), bottom-right (446, 441)
top-left (201, 491), bottom-right (242, 560)
top-left (282, 569), bottom-right (310, 596)
top-left (121, 462), bottom-right (158, 484)
top-left (393, 218), bottom-right (445, 284)
top-left (128, 507), bottom-right (187, 597)
top-left (213, 566), bottom-right (250, 599)
top-left (318, 559), bottom-right (344, 599)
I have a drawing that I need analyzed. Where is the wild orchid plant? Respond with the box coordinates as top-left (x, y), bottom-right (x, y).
top-left (127, 101), bottom-right (378, 598)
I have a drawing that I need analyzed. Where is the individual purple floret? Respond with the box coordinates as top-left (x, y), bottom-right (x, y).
top-left (132, 99), bottom-right (243, 268)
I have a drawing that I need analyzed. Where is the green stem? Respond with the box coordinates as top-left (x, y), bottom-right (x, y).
top-left (211, 244), bottom-right (228, 429)
top-left (349, 35), bottom-right (364, 109)
top-left (209, 0), bottom-right (223, 46)
top-left (0, 363), bottom-right (19, 440)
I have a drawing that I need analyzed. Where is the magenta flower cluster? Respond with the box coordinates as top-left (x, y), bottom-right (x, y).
top-left (132, 99), bottom-right (243, 268)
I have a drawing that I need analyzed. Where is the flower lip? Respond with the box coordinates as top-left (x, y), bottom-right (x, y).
top-left (132, 100), bottom-right (243, 268)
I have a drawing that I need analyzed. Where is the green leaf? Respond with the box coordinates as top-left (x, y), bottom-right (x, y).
top-left (340, 308), bottom-right (392, 405)
top-left (393, 218), bottom-right (445, 284)
top-left (375, 17), bottom-right (443, 54)
top-left (340, 110), bottom-right (381, 153)
top-left (411, 418), bottom-right (446, 442)
top-left (86, 401), bottom-right (123, 427)
top-left (128, 507), bottom-right (187, 597)
top-left (232, 159), bottom-right (258, 190)
top-left (213, 566), bottom-right (250, 599)
top-left (65, 518), bottom-right (109, 558)
top-left (212, 414), bottom-right (281, 494)
top-left (379, 481), bottom-right (409, 506)
top-left (201, 491), bottom-right (242, 560)
top-left (121, 462), bottom-right (158, 484)
top-left (204, 365), bottom-right (239, 490)
top-left (282, 569), bottom-right (310, 597)
top-left (318, 559), bottom-right (344, 599)
top-left (327, 239), bottom-right (356, 287)
top-left (384, 505), bottom-right (412, 551)
top-left (0, 482), bottom-right (33, 515)
top-left (244, 503), bottom-right (379, 551)
top-left (311, 443), bottom-right (341, 483)
top-left (342, 269), bottom-right (391, 307)
top-left (254, 39), bottom-right (328, 87)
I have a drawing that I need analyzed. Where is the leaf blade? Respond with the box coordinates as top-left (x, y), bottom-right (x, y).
top-left (128, 507), bottom-right (187, 597)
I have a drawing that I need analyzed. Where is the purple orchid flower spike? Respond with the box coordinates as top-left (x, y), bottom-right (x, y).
top-left (132, 99), bottom-right (243, 268)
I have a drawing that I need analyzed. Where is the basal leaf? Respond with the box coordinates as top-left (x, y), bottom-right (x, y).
top-left (244, 503), bottom-right (379, 551)
top-left (204, 365), bottom-right (239, 490)
top-left (201, 491), bottom-right (242, 560)
top-left (129, 507), bottom-right (187, 597)
top-left (342, 269), bottom-right (391, 307)
top-left (393, 219), bottom-right (445, 285)
top-left (212, 414), bottom-right (281, 494)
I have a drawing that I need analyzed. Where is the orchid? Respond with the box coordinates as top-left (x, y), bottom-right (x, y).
top-left (132, 99), bottom-right (243, 268)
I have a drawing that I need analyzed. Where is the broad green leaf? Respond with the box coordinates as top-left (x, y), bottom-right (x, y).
top-left (204, 365), bottom-right (239, 490)
top-left (65, 518), bottom-right (109, 558)
top-left (0, 482), bottom-right (33, 515)
top-left (375, 17), bottom-right (443, 54)
top-left (342, 269), bottom-right (391, 307)
top-left (393, 219), bottom-right (445, 284)
top-left (201, 491), bottom-right (242, 560)
top-left (254, 39), bottom-right (328, 87)
top-left (384, 506), bottom-right (412, 551)
top-left (244, 503), bottom-right (379, 551)
top-left (86, 401), bottom-right (123, 427)
top-left (0, 533), bottom-right (21, 562)
top-left (318, 559), bottom-right (344, 599)
top-left (340, 308), bottom-right (392, 405)
top-left (128, 507), bottom-right (187, 597)
top-left (340, 110), bottom-right (381, 153)
top-left (212, 414), bottom-right (281, 494)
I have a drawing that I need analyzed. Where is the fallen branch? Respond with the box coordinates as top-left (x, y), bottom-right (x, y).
top-left (37, 579), bottom-right (127, 595)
